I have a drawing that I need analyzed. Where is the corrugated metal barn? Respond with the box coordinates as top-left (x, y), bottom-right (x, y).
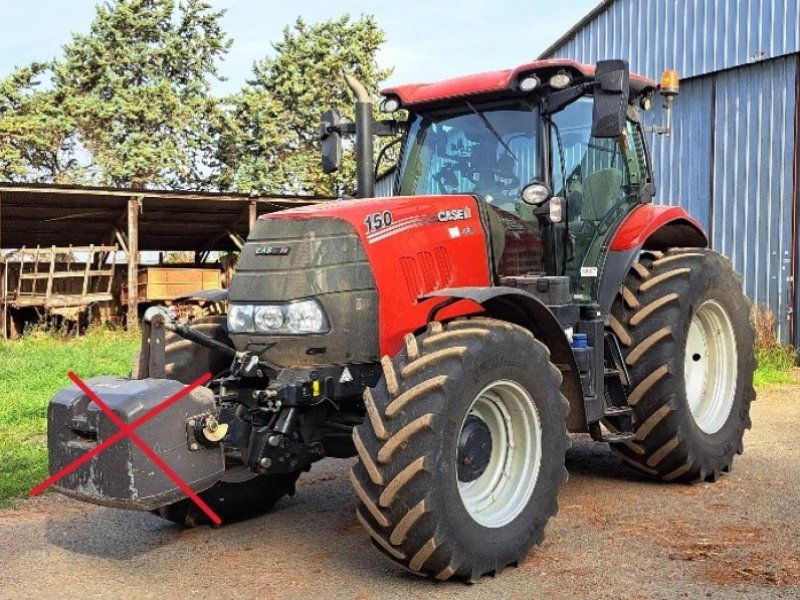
top-left (540, 0), bottom-right (800, 344)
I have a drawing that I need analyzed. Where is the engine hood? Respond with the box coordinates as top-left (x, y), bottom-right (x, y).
top-left (235, 195), bottom-right (492, 360)
top-left (268, 194), bottom-right (482, 229)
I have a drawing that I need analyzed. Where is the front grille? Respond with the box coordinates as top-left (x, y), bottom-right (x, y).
top-left (229, 217), bottom-right (379, 367)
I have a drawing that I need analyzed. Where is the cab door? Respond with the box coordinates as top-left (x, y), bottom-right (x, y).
top-left (549, 96), bottom-right (648, 301)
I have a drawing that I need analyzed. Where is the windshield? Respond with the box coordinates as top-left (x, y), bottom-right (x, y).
top-left (397, 104), bottom-right (541, 214)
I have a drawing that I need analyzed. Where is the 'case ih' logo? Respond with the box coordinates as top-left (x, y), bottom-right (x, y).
top-left (437, 207), bottom-right (472, 222)
top-left (255, 246), bottom-right (290, 256)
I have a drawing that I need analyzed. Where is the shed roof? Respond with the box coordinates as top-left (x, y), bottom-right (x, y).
top-left (0, 183), bottom-right (331, 252)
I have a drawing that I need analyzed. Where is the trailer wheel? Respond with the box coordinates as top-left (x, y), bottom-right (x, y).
top-left (351, 318), bottom-right (569, 581)
top-left (609, 248), bottom-right (756, 481)
top-left (135, 315), bottom-right (301, 526)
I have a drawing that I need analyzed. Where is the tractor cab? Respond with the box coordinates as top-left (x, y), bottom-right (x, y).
top-left (323, 59), bottom-right (663, 304)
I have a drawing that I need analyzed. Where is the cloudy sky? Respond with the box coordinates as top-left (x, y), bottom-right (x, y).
top-left (0, 0), bottom-right (598, 93)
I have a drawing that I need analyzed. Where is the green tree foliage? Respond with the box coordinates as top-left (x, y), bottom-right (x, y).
top-left (54, 0), bottom-right (231, 188)
top-left (1, 7), bottom-right (393, 194)
top-left (0, 63), bottom-right (79, 183)
top-left (217, 15), bottom-right (392, 196)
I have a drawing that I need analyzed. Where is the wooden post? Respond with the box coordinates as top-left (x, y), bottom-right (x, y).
top-left (31, 246), bottom-right (39, 297)
top-left (127, 197), bottom-right (140, 330)
top-left (82, 244), bottom-right (93, 297)
top-left (45, 245), bottom-right (56, 301)
top-left (249, 200), bottom-right (258, 233)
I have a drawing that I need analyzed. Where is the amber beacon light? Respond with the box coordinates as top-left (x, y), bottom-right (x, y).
top-left (660, 69), bottom-right (680, 96)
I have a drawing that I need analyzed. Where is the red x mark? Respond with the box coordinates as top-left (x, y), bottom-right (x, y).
top-left (31, 371), bottom-right (222, 526)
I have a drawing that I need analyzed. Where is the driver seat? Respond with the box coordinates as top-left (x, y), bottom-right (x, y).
top-left (581, 168), bottom-right (623, 221)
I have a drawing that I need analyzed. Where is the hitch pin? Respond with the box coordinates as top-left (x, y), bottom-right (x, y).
top-left (202, 416), bottom-right (228, 443)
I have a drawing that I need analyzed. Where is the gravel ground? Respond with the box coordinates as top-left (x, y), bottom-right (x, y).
top-left (1, 386), bottom-right (798, 600)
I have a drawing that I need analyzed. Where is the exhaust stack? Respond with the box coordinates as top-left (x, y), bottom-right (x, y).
top-left (345, 74), bottom-right (375, 198)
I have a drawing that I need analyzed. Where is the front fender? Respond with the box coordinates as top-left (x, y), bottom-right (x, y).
top-left (424, 287), bottom-right (586, 432)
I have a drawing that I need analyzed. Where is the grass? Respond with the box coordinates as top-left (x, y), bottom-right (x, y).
top-left (0, 327), bottom-right (138, 507)
top-left (754, 345), bottom-right (799, 387)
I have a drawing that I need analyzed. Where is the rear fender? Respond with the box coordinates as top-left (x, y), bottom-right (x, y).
top-left (598, 205), bottom-right (707, 312)
top-left (425, 287), bottom-right (586, 432)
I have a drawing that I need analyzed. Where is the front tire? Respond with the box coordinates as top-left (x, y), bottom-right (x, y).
top-left (609, 248), bottom-right (756, 482)
top-left (131, 315), bottom-right (232, 382)
top-left (351, 318), bottom-right (569, 581)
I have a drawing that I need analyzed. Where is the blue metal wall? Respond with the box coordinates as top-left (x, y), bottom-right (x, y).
top-left (375, 171), bottom-right (394, 197)
top-left (710, 55), bottom-right (797, 339)
top-left (644, 56), bottom-right (797, 341)
top-left (647, 76), bottom-right (714, 231)
top-left (545, 0), bottom-right (800, 80)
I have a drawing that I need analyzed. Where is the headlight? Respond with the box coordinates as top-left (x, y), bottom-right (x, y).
top-left (228, 300), bottom-right (329, 334)
top-left (228, 304), bottom-right (254, 333)
top-left (285, 299), bottom-right (328, 333)
top-left (254, 305), bottom-right (285, 332)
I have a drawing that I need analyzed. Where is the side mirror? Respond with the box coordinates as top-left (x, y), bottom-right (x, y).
top-left (591, 60), bottom-right (630, 138)
top-left (320, 109), bottom-right (342, 173)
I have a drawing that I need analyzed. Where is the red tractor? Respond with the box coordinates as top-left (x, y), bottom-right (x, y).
top-left (48, 59), bottom-right (755, 582)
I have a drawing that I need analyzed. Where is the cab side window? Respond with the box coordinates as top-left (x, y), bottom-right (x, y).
top-left (550, 96), bottom-right (629, 226)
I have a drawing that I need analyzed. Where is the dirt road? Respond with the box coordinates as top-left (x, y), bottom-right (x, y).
top-left (1, 387), bottom-right (798, 599)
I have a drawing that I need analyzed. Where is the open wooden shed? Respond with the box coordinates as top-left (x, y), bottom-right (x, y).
top-left (0, 183), bottom-right (329, 337)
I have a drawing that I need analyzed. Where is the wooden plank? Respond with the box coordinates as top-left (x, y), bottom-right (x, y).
top-left (30, 245), bottom-right (40, 297)
top-left (82, 244), bottom-right (93, 296)
top-left (20, 272), bottom-right (95, 280)
top-left (114, 228), bottom-right (129, 254)
top-left (9, 291), bottom-right (114, 309)
top-left (88, 269), bottom-right (116, 277)
top-left (18, 271), bottom-right (116, 280)
top-left (45, 245), bottom-right (56, 299)
top-left (225, 228), bottom-right (244, 250)
top-left (106, 248), bottom-right (117, 295)
top-left (17, 245), bottom-right (117, 254)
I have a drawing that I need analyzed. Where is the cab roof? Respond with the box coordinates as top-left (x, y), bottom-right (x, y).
top-left (381, 59), bottom-right (656, 109)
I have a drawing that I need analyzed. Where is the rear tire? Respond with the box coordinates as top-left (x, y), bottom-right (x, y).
top-left (132, 315), bottom-right (302, 526)
top-left (351, 318), bottom-right (569, 581)
top-left (609, 248), bottom-right (755, 482)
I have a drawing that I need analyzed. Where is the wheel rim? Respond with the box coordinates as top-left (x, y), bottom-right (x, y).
top-left (457, 380), bottom-right (542, 528)
top-left (683, 299), bottom-right (738, 434)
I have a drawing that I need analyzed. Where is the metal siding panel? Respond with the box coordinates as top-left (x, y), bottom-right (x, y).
top-left (794, 55), bottom-right (800, 348)
top-left (647, 77), bottom-right (714, 231)
top-left (789, 0), bottom-right (800, 53)
top-left (712, 56), bottom-right (796, 342)
top-left (706, 0), bottom-right (717, 74)
top-left (547, 0), bottom-right (800, 80)
top-left (374, 173), bottom-right (395, 197)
